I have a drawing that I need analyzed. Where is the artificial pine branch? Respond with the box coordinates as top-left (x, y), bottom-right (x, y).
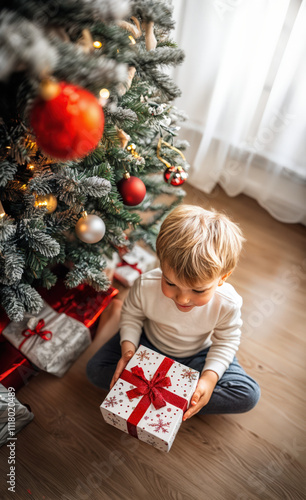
top-left (0, 0), bottom-right (189, 320)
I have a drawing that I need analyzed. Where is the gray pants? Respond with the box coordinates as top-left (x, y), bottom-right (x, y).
top-left (86, 329), bottom-right (261, 415)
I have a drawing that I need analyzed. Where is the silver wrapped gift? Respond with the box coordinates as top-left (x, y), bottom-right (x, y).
top-left (0, 384), bottom-right (34, 447)
top-left (2, 301), bottom-right (91, 377)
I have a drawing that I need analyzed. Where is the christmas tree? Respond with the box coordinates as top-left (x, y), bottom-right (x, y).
top-left (0, 0), bottom-right (189, 322)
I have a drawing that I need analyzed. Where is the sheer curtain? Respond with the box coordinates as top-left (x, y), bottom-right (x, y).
top-left (171, 0), bottom-right (306, 224)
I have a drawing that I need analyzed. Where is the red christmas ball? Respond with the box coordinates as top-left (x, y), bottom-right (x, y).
top-left (30, 81), bottom-right (104, 160)
top-left (164, 165), bottom-right (188, 186)
top-left (117, 174), bottom-right (146, 206)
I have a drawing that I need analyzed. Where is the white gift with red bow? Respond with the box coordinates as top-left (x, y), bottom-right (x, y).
top-left (100, 345), bottom-right (199, 452)
top-left (114, 244), bottom-right (158, 287)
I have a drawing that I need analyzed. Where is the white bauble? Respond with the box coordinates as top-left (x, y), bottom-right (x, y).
top-left (75, 214), bottom-right (106, 244)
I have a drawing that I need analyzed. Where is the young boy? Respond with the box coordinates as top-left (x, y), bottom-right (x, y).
top-left (86, 205), bottom-right (260, 420)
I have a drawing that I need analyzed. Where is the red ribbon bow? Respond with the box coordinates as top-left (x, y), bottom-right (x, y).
top-left (117, 261), bottom-right (142, 275)
top-left (120, 355), bottom-right (188, 439)
top-left (19, 319), bottom-right (52, 350)
top-left (126, 365), bottom-right (172, 410)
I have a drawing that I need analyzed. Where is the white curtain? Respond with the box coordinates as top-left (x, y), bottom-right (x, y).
top-left (171, 0), bottom-right (306, 224)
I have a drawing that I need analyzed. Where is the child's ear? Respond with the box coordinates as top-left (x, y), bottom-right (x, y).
top-left (218, 271), bottom-right (233, 286)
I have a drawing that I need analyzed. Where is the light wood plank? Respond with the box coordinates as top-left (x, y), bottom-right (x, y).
top-left (1, 183), bottom-right (305, 500)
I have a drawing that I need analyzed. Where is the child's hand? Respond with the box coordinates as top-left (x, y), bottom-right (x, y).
top-left (183, 370), bottom-right (218, 421)
top-left (109, 341), bottom-right (136, 390)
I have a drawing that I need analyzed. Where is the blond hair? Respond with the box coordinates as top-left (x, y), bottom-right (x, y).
top-left (156, 204), bottom-right (245, 285)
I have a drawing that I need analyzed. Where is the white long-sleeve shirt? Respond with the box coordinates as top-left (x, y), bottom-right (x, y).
top-left (119, 268), bottom-right (243, 380)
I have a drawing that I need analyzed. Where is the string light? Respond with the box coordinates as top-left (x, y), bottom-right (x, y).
top-left (129, 35), bottom-right (136, 45)
top-left (27, 164), bottom-right (34, 170)
top-left (99, 88), bottom-right (110, 106)
top-left (127, 143), bottom-right (139, 158)
top-left (34, 194), bottom-right (57, 214)
top-left (0, 201), bottom-right (5, 218)
top-left (93, 41), bottom-right (102, 49)
top-left (99, 88), bottom-right (110, 99)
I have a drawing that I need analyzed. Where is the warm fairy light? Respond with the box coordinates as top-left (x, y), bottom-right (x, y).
top-left (99, 88), bottom-right (110, 99)
top-left (6, 146), bottom-right (11, 150)
top-left (129, 35), bottom-right (136, 45)
top-left (28, 164), bottom-right (34, 170)
top-left (0, 201), bottom-right (5, 218)
top-left (20, 184), bottom-right (27, 191)
top-left (93, 40), bottom-right (102, 48)
top-left (34, 194), bottom-right (57, 213)
top-left (99, 88), bottom-right (110, 106)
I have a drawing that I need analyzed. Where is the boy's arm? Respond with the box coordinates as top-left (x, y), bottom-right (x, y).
top-left (119, 276), bottom-right (146, 350)
top-left (183, 301), bottom-right (242, 420)
top-left (202, 300), bottom-right (243, 381)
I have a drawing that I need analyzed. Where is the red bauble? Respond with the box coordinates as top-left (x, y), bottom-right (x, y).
top-left (117, 174), bottom-right (146, 206)
top-left (164, 166), bottom-right (188, 186)
top-left (30, 81), bottom-right (105, 160)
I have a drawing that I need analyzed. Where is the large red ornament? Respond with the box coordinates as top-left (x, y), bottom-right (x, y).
top-left (30, 80), bottom-right (104, 160)
top-left (117, 173), bottom-right (146, 206)
top-left (164, 166), bottom-right (188, 186)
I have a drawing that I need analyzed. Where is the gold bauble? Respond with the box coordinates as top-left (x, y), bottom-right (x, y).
top-left (35, 194), bottom-right (57, 214)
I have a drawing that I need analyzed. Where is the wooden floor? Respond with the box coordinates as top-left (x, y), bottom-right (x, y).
top-left (1, 183), bottom-right (305, 500)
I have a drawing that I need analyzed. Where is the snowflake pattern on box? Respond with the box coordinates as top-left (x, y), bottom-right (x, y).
top-left (149, 418), bottom-right (171, 433)
top-left (107, 415), bottom-right (121, 426)
top-left (136, 349), bottom-right (150, 361)
top-left (103, 396), bottom-right (118, 408)
top-left (181, 368), bottom-right (198, 381)
top-left (100, 344), bottom-right (200, 452)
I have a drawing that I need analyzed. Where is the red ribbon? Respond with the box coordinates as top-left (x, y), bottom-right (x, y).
top-left (126, 365), bottom-right (172, 409)
top-left (117, 261), bottom-right (142, 275)
top-left (0, 359), bottom-right (28, 382)
top-left (120, 356), bottom-right (188, 439)
top-left (19, 319), bottom-right (52, 350)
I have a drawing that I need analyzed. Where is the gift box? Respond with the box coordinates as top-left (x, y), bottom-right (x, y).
top-left (48, 285), bottom-right (119, 329)
top-left (37, 265), bottom-right (119, 333)
top-left (2, 301), bottom-right (91, 377)
top-left (0, 335), bottom-right (39, 391)
top-left (114, 244), bottom-right (158, 287)
top-left (100, 345), bottom-right (199, 452)
top-left (0, 384), bottom-right (34, 447)
top-left (103, 252), bottom-right (121, 282)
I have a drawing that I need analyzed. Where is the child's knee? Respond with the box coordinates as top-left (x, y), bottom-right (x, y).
top-left (86, 358), bottom-right (105, 388)
top-left (243, 380), bottom-right (261, 412)
top-left (86, 358), bottom-right (97, 385)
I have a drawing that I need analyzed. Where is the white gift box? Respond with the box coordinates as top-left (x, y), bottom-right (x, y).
top-left (121, 244), bottom-right (157, 272)
top-left (103, 252), bottom-right (121, 281)
top-left (100, 345), bottom-right (199, 452)
top-left (114, 244), bottom-right (158, 287)
top-left (113, 265), bottom-right (140, 287)
top-left (2, 301), bottom-right (91, 377)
